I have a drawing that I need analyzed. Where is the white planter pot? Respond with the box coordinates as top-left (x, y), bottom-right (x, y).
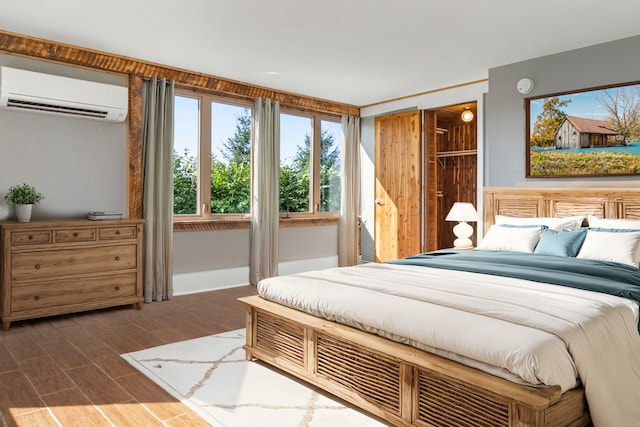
top-left (15, 204), bottom-right (33, 222)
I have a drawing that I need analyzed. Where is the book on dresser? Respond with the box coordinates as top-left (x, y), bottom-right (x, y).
top-left (88, 211), bottom-right (123, 220)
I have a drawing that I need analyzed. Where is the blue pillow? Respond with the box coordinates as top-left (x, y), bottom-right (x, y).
top-left (534, 227), bottom-right (587, 257)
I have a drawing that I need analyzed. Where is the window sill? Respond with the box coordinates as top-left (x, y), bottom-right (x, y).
top-left (173, 214), bottom-right (339, 232)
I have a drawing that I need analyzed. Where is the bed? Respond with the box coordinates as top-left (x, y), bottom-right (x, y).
top-left (240, 187), bottom-right (640, 427)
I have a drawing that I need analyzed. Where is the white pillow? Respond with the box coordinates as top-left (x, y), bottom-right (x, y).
top-left (477, 225), bottom-right (542, 253)
top-left (587, 215), bottom-right (640, 229)
top-left (576, 229), bottom-right (640, 267)
top-left (495, 215), bottom-right (584, 231)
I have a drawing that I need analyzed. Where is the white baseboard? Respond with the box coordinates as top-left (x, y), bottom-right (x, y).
top-left (173, 255), bottom-right (339, 296)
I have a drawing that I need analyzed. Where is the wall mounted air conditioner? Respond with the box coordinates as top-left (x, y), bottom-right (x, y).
top-left (0, 66), bottom-right (128, 122)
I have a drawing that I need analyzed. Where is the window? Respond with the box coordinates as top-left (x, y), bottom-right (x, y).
top-left (279, 111), bottom-right (342, 215)
top-left (319, 119), bottom-right (342, 212)
top-left (173, 96), bottom-right (199, 215)
top-left (173, 90), bottom-right (342, 225)
top-left (173, 91), bottom-right (253, 219)
top-left (210, 102), bottom-right (252, 214)
top-left (280, 113), bottom-right (312, 213)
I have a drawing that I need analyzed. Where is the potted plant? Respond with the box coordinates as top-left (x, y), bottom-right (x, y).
top-left (4, 183), bottom-right (44, 222)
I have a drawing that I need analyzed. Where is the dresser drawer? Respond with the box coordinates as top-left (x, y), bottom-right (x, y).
top-left (99, 226), bottom-right (137, 240)
top-left (55, 228), bottom-right (96, 243)
top-left (11, 231), bottom-right (53, 246)
top-left (11, 273), bottom-right (137, 313)
top-left (11, 245), bottom-right (137, 281)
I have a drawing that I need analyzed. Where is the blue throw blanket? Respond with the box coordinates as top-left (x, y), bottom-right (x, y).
top-left (389, 250), bottom-right (640, 332)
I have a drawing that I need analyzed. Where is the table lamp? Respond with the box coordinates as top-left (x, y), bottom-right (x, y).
top-left (445, 202), bottom-right (478, 249)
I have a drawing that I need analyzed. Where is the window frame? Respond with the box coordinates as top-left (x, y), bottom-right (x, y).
top-left (173, 89), bottom-right (254, 224)
top-left (279, 107), bottom-right (342, 219)
top-left (172, 89), bottom-right (341, 231)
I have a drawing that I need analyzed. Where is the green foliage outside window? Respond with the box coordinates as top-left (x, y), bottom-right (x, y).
top-left (281, 128), bottom-right (340, 213)
top-left (210, 158), bottom-right (251, 213)
top-left (211, 109), bottom-right (252, 214)
top-left (173, 149), bottom-right (197, 214)
top-left (279, 163), bottom-right (310, 213)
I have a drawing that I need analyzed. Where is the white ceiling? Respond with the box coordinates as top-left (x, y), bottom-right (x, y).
top-left (2, 0), bottom-right (640, 107)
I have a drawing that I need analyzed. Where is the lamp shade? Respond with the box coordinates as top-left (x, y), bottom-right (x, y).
top-left (445, 202), bottom-right (478, 222)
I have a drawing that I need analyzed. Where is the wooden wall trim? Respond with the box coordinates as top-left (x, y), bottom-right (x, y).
top-left (173, 216), bottom-right (338, 232)
top-left (0, 29), bottom-right (360, 219)
top-left (127, 75), bottom-right (144, 219)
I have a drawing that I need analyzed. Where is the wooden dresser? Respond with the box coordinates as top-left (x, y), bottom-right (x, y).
top-left (0, 218), bottom-right (144, 330)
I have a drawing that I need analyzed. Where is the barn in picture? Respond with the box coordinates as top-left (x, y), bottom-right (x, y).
top-left (555, 115), bottom-right (619, 148)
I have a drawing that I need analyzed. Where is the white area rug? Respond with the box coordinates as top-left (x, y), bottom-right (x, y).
top-left (122, 329), bottom-right (387, 426)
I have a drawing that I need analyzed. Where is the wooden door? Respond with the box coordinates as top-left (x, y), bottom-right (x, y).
top-left (374, 110), bottom-right (421, 262)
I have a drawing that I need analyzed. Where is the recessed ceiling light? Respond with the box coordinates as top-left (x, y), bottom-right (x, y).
top-left (264, 71), bottom-right (280, 75)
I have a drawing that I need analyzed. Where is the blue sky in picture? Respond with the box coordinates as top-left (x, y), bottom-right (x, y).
top-left (529, 83), bottom-right (640, 131)
top-left (529, 89), bottom-right (607, 125)
top-left (173, 96), bottom-right (341, 165)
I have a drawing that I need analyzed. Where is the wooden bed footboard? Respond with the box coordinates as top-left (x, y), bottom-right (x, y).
top-left (239, 295), bottom-right (590, 427)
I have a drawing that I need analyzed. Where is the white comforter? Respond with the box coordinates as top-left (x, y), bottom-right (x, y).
top-left (258, 262), bottom-right (640, 427)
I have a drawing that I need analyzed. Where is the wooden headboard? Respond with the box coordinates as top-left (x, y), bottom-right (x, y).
top-left (483, 187), bottom-right (640, 231)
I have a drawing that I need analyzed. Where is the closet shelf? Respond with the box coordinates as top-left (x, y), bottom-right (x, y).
top-left (436, 149), bottom-right (477, 158)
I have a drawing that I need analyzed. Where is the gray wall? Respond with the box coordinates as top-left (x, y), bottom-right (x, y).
top-left (172, 225), bottom-right (338, 294)
top-left (0, 55), bottom-right (339, 294)
top-left (485, 34), bottom-right (640, 186)
top-left (173, 226), bottom-right (338, 275)
top-left (0, 54), bottom-right (127, 221)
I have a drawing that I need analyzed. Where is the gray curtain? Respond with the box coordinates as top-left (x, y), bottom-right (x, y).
top-left (250, 98), bottom-right (280, 285)
top-left (142, 77), bottom-right (175, 302)
top-left (338, 115), bottom-right (361, 266)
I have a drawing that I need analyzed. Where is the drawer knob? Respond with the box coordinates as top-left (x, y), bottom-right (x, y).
top-left (115, 256), bottom-right (120, 261)
top-left (116, 230), bottom-right (121, 235)
top-left (34, 295), bottom-right (40, 301)
top-left (35, 264), bottom-right (41, 270)
top-left (73, 232), bottom-right (79, 237)
top-left (115, 285), bottom-right (121, 291)
top-left (28, 235), bottom-right (34, 240)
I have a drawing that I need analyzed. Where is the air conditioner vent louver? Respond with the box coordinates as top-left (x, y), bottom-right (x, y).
top-left (6, 99), bottom-right (109, 118)
top-left (0, 67), bottom-right (128, 122)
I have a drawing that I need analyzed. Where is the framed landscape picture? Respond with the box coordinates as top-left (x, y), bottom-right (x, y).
top-left (526, 81), bottom-right (640, 177)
